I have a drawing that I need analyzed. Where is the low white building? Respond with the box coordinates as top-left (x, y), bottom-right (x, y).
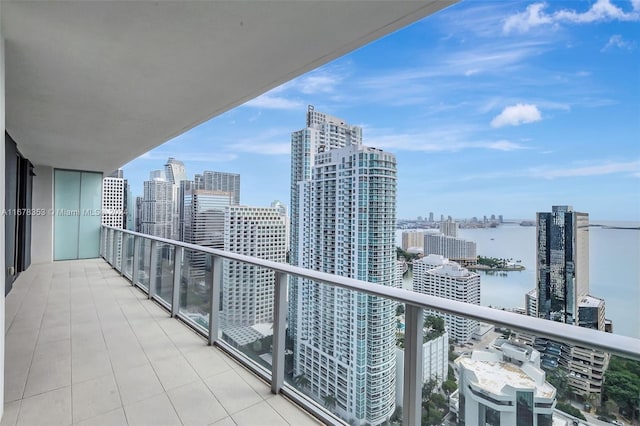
top-left (395, 332), bottom-right (449, 407)
top-left (453, 340), bottom-right (556, 426)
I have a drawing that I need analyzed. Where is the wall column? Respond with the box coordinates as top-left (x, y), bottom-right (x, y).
top-left (1, 0), bottom-right (7, 414)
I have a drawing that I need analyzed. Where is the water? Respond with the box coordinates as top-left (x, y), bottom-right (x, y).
top-left (397, 224), bottom-right (640, 339)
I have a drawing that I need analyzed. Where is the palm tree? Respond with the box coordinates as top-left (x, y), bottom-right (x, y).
top-left (323, 394), bottom-right (337, 410)
top-left (293, 374), bottom-right (310, 390)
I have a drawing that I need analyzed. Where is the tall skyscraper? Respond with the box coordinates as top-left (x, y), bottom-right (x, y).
top-left (194, 171), bottom-right (241, 205)
top-left (536, 205), bottom-right (589, 325)
top-left (221, 206), bottom-right (287, 329)
top-left (533, 205), bottom-right (608, 400)
top-left (289, 105), bottom-right (362, 365)
top-left (164, 157), bottom-right (187, 185)
top-left (413, 256), bottom-right (480, 344)
top-left (181, 189), bottom-right (232, 282)
top-left (101, 171), bottom-right (126, 228)
top-left (290, 107), bottom-right (396, 424)
top-left (164, 158), bottom-right (187, 240)
top-left (141, 172), bottom-right (174, 238)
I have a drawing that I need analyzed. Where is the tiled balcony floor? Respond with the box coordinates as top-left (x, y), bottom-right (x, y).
top-left (3, 259), bottom-right (319, 426)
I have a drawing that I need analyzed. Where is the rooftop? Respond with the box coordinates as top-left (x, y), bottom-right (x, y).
top-left (458, 353), bottom-right (556, 399)
top-left (3, 259), bottom-right (319, 426)
top-left (579, 295), bottom-right (605, 308)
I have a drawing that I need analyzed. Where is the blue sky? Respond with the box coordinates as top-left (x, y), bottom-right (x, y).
top-left (123, 0), bottom-right (640, 221)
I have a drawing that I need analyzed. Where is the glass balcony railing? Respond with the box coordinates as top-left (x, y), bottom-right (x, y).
top-left (100, 226), bottom-right (640, 426)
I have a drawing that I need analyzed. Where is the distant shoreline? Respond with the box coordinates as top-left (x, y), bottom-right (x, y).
top-left (590, 224), bottom-right (640, 230)
top-left (467, 264), bottom-right (526, 272)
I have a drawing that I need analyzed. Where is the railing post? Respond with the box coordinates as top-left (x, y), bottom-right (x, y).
top-left (208, 255), bottom-right (222, 346)
top-left (100, 226), bottom-right (104, 257)
top-left (104, 228), bottom-right (110, 262)
top-left (271, 271), bottom-right (288, 394)
top-left (113, 230), bottom-right (118, 269)
top-left (171, 246), bottom-right (184, 317)
top-left (120, 233), bottom-right (127, 277)
top-left (109, 228), bottom-right (115, 265)
top-left (403, 304), bottom-right (424, 426)
top-left (131, 236), bottom-right (140, 286)
top-left (149, 240), bottom-right (158, 300)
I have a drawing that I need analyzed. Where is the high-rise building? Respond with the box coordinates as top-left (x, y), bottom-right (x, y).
top-left (164, 157), bottom-right (187, 185)
top-left (141, 173), bottom-right (174, 239)
top-left (134, 196), bottom-right (143, 232)
top-left (288, 105), bottom-right (362, 376)
top-left (536, 205), bottom-right (589, 324)
top-left (149, 169), bottom-right (165, 180)
top-left (401, 230), bottom-right (424, 251)
top-left (413, 257), bottom-right (480, 344)
top-left (181, 189), bottom-right (232, 282)
top-left (290, 107), bottom-right (396, 425)
top-left (439, 218), bottom-right (458, 237)
top-left (221, 206), bottom-right (287, 330)
top-left (525, 288), bottom-right (538, 318)
top-left (533, 205), bottom-right (608, 400)
top-left (194, 171), bottom-right (240, 205)
top-left (164, 158), bottom-right (187, 240)
top-left (423, 233), bottom-right (477, 266)
top-left (101, 172), bottom-right (126, 228)
top-left (578, 295), bottom-right (605, 331)
top-left (270, 200), bottom-right (289, 253)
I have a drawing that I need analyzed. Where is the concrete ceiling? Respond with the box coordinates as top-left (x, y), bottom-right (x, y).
top-left (2, 1), bottom-right (455, 172)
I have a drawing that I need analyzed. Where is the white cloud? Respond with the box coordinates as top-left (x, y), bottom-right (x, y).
top-left (602, 34), bottom-right (636, 51)
top-left (504, 3), bottom-right (554, 34)
top-left (504, 0), bottom-right (640, 33)
top-left (227, 142), bottom-right (290, 156)
top-left (486, 140), bottom-right (527, 151)
top-left (365, 127), bottom-right (528, 153)
top-left (529, 160), bottom-right (640, 179)
top-left (554, 0), bottom-right (639, 23)
top-left (244, 94), bottom-right (303, 110)
top-left (491, 104), bottom-right (542, 128)
top-left (225, 127), bottom-right (292, 156)
top-left (296, 73), bottom-right (341, 95)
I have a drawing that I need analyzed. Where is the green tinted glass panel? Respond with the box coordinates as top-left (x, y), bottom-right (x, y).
top-left (54, 170), bottom-right (81, 260)
top-left (54, 170), bottom-right (103, 260)
top-left (78, 171), bottom-right (102, 258)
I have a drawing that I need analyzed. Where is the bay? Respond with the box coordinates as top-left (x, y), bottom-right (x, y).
top-left (397, 223), bottom-right (640, 339)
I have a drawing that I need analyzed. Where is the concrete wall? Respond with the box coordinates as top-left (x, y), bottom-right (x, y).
top-left (1, 0), bottom-right (6, 413)
top-left (31, 166), bottom-right (54, 264)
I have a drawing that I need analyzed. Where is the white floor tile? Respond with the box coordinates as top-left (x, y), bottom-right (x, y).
top-left (167, 381), bottom-right (228, 426)
top-left (123, 393), bottom-right (181, 426)
top-left (72, 374), bottom-right (121, 423)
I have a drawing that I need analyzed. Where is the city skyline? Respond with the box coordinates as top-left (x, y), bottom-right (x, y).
top-left (122, 0), bottom-right (639, 221)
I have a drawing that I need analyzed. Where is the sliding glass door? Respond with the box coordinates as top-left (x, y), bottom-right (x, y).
top-left (54, 170), bottom-right (103, 260)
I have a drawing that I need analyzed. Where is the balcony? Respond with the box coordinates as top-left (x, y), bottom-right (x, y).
top-left (3, 258), bottom-right (319, 426)
top-left (27, 226), bottom-right (632, 426)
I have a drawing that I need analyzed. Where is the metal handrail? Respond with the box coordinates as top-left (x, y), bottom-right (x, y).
top-left (103, 225), bottom-right (640, 362)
